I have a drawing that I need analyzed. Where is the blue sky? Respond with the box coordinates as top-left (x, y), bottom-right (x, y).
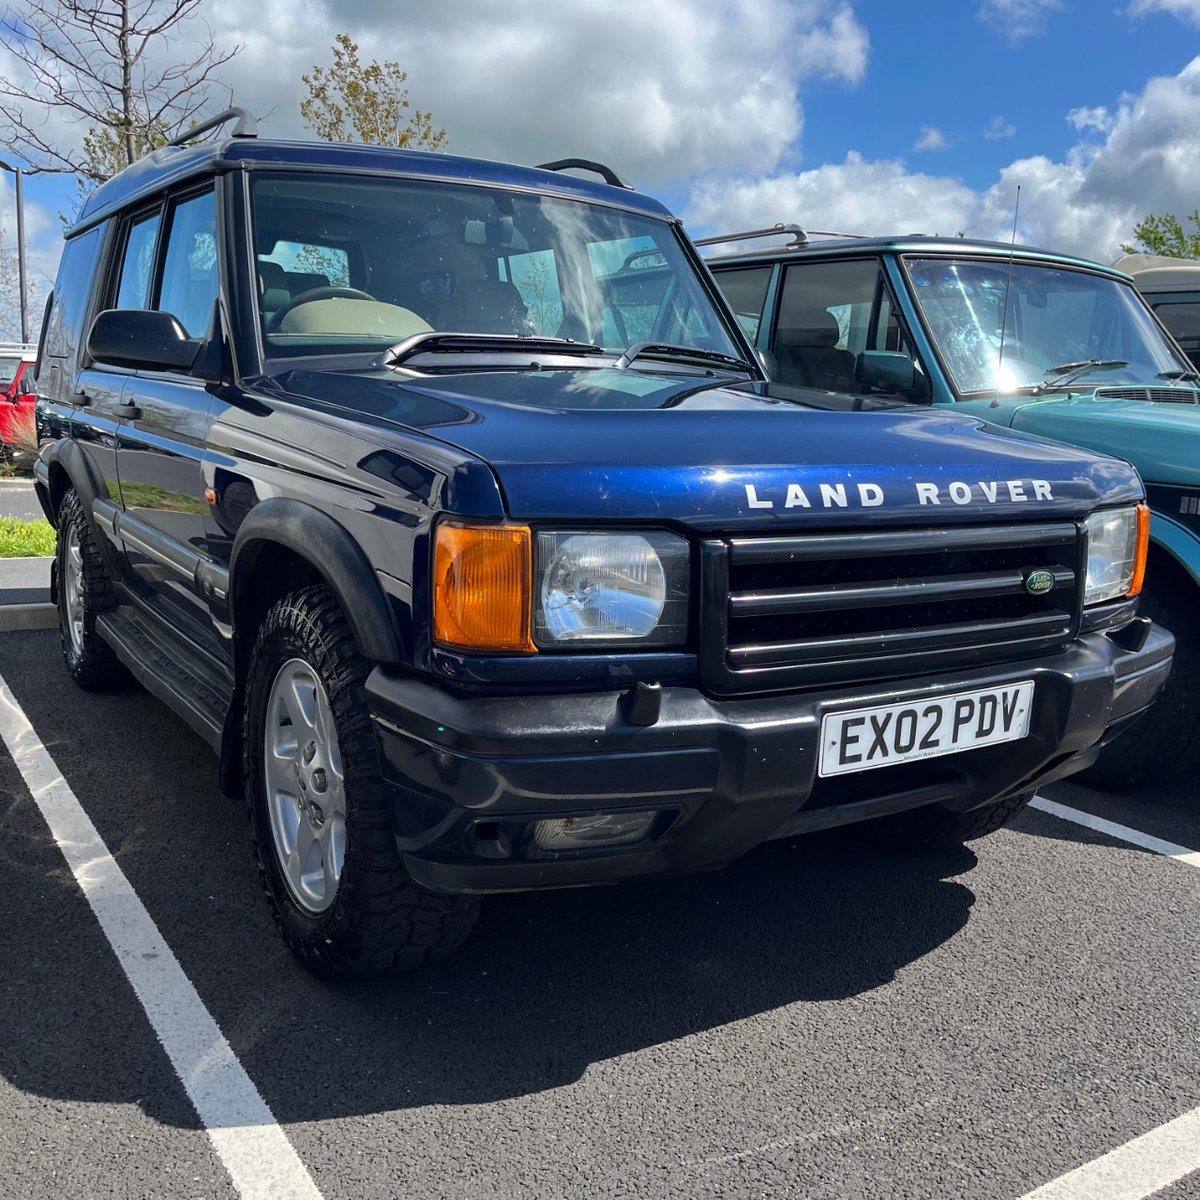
top-left (4, 0), bottom-right (1200, 337)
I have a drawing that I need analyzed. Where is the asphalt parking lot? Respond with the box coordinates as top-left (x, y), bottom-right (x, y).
top-left (0, 627), bottom-right (1195, 1200)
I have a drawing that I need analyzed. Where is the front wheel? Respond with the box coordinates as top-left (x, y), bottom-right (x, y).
top-left (243, 584), bottom-right (479, 979)
top-left (863, 790), bottom-right (1034, 848)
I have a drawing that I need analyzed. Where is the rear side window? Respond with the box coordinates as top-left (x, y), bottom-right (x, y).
top-left (0, 357), bottom-right (19, 386)
top-left (42, 225), bottom-right (104, 366)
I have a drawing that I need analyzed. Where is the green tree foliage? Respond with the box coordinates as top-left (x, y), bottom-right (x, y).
top-left (300, 34), bottom-right (446, 151)
top-left (1121, 211), bottom-right (1200, 259)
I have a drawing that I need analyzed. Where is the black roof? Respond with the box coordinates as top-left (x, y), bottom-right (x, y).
top-left (72, 136), bottom-right (671, 234)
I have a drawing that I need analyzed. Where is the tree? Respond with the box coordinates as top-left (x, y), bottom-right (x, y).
top-left (0, 1), bottom-right (238, 181)
top-left (1121, 211), bottom-right (1200, 259)
top-left (300, 34), bottom-right (446, 151)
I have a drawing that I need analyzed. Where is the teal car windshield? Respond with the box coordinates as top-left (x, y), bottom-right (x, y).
top-left (906, 257), bottom-right (1192, 395)
top-left (250, 174), bottom-right (742, 363)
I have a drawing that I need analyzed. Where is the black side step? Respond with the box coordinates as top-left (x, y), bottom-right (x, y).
top-left (97, 609), bottom-right (231, 752)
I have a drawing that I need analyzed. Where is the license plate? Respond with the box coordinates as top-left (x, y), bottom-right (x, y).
top-left (818, 681), bottom-right (1035, 778)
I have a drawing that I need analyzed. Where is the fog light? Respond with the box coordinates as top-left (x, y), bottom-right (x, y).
top-left (533, 811), bottom-right (656, 851)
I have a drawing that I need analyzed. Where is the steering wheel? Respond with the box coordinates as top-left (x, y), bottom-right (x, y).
top-left (268, 286), bottom-right (378, 331)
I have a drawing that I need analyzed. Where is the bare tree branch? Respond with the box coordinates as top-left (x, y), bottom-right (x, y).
top-left (0, 0), bottom-right (241, 210)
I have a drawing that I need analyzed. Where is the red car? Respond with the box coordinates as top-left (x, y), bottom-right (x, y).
top-left (0, 347), bottom-right (37, 460)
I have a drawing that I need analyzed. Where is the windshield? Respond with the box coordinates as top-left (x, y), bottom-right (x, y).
top-left (905, 257), bottom-right (1192, 395)
top-left (249, 174), bottom-right (741, 364)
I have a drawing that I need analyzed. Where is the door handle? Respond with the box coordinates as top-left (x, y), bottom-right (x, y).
top-left (119, 397), bottom-right (142, 420)
top-left (71, 388), bottom-right (92, 407)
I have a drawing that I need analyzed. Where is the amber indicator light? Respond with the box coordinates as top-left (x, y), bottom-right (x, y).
top-left (1128, 503), bottom-right (1151, 598)
top-left (433, 522), bottom-right (535, 653)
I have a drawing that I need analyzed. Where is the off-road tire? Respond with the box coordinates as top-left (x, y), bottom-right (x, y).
top-left (865, 790), bottom-right (1034, 848)
top-left (1079, 563), bottom-right (1199, 790)
top-left (56, 488), bottom-right (127, 690)
top-left (243, 584), bottom-right (480, 979)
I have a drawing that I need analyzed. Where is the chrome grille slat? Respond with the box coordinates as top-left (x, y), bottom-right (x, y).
top-left (728, 612), bottom-right (1072, 668)
top-left (729, 566), bottom-right (1074, 615)
top-left (729, 522), bottom-right (1076, 565)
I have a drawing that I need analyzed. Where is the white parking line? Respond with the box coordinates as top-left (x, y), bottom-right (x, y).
top-left (0, 674), bottom-right (324, 1200)
top-left (1030, 796), bottom-right (1200, 869)
top-left (1017, 1105), bottom-right (1200, 1200)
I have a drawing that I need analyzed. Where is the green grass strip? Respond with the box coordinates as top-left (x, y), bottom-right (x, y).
top-left (0, 518), bottom-right (56, 558)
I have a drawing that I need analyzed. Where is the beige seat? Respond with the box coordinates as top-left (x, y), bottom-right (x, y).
top-left (776, 309), bottom-right (857, 391)
top-left (278, 298), bottom-right (432, 339)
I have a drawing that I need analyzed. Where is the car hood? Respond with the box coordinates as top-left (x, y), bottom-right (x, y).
top-left (275, 366), bottom-right (1142, 529)
top-left (1003, 393), bottom-right (1200, 488)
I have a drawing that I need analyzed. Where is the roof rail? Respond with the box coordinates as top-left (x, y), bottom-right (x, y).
top-left (619, 248), bottom-right (666, 270)
top-left (166, 106), bottom-right (258, 148)
top-left (536, 158), bottom-right (633, 190)
top-left (694, 223), bottom-right (864, 251)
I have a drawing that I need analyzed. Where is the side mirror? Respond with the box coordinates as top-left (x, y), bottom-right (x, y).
top-left (858, 350), bottom-right (917, 394)
top-left (87, 309), bottom-right (200, 373)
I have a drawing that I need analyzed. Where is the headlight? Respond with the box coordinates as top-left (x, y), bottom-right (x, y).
top-left (534, 531), bottom-right (689, 646)
top-left (1084, 506), bottom-right (1149, 605)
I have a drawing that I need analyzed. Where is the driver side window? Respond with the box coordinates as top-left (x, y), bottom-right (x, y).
top-left (775, 258), bottom-right (925, 398)
top-left (157, 190), bottom-right (219, 338)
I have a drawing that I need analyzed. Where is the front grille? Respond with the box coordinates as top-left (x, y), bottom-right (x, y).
top-left (700, 523), bottom-right (1081, 694)
top-left (1094, 387), bottom-right (1200, 404)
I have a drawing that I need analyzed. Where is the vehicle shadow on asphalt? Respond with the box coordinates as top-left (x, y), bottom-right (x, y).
top-left (220, 831), bottom-right (980, 1120)
top-left (0, 631), bottom-right (985, 1123)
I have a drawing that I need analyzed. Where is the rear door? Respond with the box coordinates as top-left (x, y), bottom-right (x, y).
top-left (113, 186), bottom-right (221, 652)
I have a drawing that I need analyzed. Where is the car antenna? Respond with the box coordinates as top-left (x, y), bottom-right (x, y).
top-left (991, 185), bottom-right (1021, 408)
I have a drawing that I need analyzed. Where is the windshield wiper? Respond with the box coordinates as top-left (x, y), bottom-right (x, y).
top-left (613, 340), bottom-right (756, 373)
top-left (383, 332), bottom-right (605, 367)
top-left (1037, 359), bottom-right (1129, 391)
top-left (1157, 369), bottom-right (1200, 382)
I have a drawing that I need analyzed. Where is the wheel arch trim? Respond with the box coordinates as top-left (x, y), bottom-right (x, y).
top-left (229, 497), bottom-right (403, 665)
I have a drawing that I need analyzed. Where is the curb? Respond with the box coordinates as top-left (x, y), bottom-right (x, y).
top-left (0, 604), bottom-right (58, 632)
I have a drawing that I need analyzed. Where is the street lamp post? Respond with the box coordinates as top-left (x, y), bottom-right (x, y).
top-left (0, 160), bottom-right (29, 344)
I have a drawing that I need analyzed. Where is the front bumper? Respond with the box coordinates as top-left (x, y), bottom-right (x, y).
top-left (367, 621), bottom-right (1173, 894)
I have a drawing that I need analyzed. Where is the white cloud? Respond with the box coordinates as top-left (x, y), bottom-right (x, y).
top-left (978, 0), bottom-right (1063, 41)
top-left (687, 55), bottom-right (1200, 263)
top-left (2, 0), bottom-right (869, 193)
top-left (985, 115), bottom-right (1017, 139)
top-left (687, 153), bottom-right (977, 241)
top-left (1127, 0), bottom-right (1200, 24)
top-left (914, 126), bottom-right (949, 152)
top-left (1067, 105), bottom-right (1115, 134)
top-left (197, 0), bottom-right (869, 188)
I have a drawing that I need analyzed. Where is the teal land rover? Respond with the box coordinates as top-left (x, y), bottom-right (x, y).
top-left (704, 228), bottom-right (1199, 787)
